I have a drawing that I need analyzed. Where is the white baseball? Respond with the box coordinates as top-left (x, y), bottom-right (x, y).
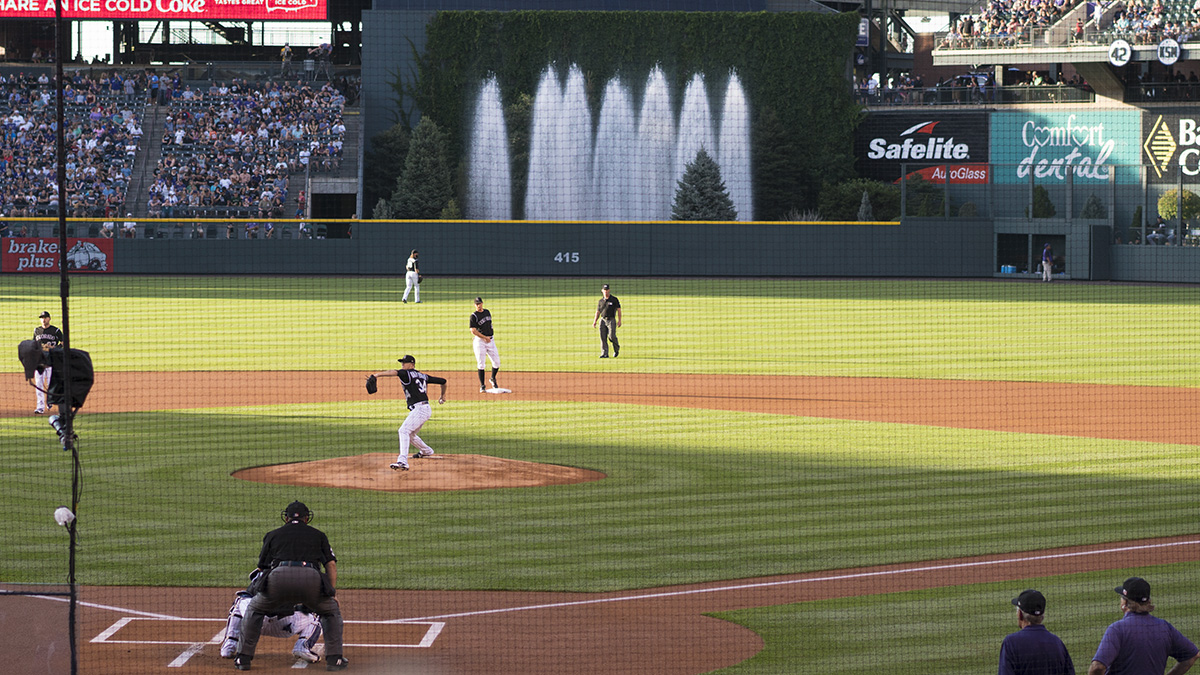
top-left (54, 506), bottom-right (75, 526)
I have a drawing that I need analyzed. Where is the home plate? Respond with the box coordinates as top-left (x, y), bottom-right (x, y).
top-left (484, 388), bottom-right (512, 394)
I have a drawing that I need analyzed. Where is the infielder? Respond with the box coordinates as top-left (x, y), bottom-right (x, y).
top-left (221, 587), bottom-right (322, 663)
top-left (32, 311), bottom-right (62, 414)
top-left (401, 249), bottom-right (421, 303)
top-left (470, 296), bottom-right (500, 392)
top-left (368, 355), bottom-right (446, 470)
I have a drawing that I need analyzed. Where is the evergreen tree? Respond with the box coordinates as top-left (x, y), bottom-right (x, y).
top-left (752, 107), bottom-right (802, 220)
top-left (363, 123), bottom-right (410, 218)
top-left (672, 148), bottom-right (737, 221)
top-left (857, 190), bottom-right (874, 222)
top-left (391, 117), bottom-right (453, 219)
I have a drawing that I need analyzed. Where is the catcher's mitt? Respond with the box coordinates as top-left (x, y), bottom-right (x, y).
top-left (365, 374), bottom-right (377, 395)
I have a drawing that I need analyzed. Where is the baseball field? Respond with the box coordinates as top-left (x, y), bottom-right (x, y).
top-left (3, 274), bottom-right (1199, 673)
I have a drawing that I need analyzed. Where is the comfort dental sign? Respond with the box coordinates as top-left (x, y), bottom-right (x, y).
top-left (990, 111), bottom-right (1141, 184)
top-left (0, 0), bottom-right (326, 20)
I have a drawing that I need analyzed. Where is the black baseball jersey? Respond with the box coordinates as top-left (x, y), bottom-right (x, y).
top-left (34, 324), bottom-right (63, 349)
top-left (395, 369), bottom-right (447, 409)
top-left (256, 522), bottom-right (337, 569)
top-left (470, 309), bottom-right (494, 337)
top-left (597, 294), bottom-right (620, 320)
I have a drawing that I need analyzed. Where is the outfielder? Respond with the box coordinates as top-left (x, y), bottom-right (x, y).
top-left (32, 310), bottom-right (62, 414)
top-left (221, 586), bottom-right (322, 663)
top-left (470, 296), bottom-right (500, 392)
top-left (367, 355), bottom-right (446, 471)
top-left (401, 249), bottom-right (421, 303)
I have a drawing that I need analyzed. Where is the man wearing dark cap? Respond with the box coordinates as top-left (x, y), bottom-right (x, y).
top-left (999, 589), bottom-right (1074, 675)
top-left (32, 310), bottom-right (62, 414)
top-left (368, 355), bottom-right (446, 470)
top-left (1088, 577), bottom-right (1198, 675)
top-left (235, 501), bottom-right (347, 671)
top-left (592, 283), bottom-right (621, 358)
top-left (470, 296), bottom-right (501, 392)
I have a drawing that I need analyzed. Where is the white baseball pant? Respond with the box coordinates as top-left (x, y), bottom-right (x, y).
top-left (34, 366), bottom-right (51, 412)
top-left (473, 336), bottom-right (500, 370)
top-left (396, 401), bottom-right (434, 463)
top-left (221, 593), bottom-right (322, 660)
top-left (402, 270), bottom-right (420, 302)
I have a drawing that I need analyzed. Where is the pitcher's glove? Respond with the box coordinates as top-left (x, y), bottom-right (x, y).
top-left (418, 275), bottom-right (424, 283)
top-left (365, 374), bottom-right (377, 395)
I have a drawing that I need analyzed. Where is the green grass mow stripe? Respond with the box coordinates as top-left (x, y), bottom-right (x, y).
top-left (3, 276), bottom-right (1199, 384)
top-left (3, 401), bottom-right (1199, 590)
top-left (712, 563), bottom-right (1200, 675)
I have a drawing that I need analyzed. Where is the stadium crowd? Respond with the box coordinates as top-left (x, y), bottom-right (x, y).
top-left (941, 0), bottom-right (1077, 48)
top-left (149, 79), bottom-right (346, 219)
top-left (0, 72), bottom-right (144, 219)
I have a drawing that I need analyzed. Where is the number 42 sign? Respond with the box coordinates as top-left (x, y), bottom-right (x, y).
top-left (1108, 39), bottom-right (1132, 67)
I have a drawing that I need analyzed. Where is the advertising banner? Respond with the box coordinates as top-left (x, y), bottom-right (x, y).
top-left (990, 110), bottom-right (1141, 184)
top-left (3, 238), bottom-right (114, 273)
top-left (0, 0), bottom-right (326, 21)
top-left (854, 112), bottom-right (989, 183)
top-left (1141, 110), bottom-right (1200, 182)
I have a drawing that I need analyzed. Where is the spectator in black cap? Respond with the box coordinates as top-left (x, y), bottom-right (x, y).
top-left (999, 589), bottom-right (1074, 675)
top-left (1088, 577), bottom-right (1198, 675)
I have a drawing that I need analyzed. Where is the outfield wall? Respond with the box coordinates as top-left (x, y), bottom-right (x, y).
top-left (24, 220), bottom-right (993, 278)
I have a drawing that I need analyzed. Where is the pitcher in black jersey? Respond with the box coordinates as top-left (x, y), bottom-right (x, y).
top-left (368, 354), bottom-right (446, 471)
top-left (470, 296), bottom-right (501, 392)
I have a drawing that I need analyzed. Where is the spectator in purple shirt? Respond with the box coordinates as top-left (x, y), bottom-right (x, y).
top-left (1088, 577), bottom-right (1198, 675)
top-left (1000, 589), bottom-right (1075, 675)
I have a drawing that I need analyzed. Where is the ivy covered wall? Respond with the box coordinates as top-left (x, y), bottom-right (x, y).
top-left (412, 10), bottom-right (860, 220)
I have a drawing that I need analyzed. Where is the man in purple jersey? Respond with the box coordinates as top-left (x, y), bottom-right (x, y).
top-left (1088, 577), bottom-right (1197, 675)
top-left (999, 589), bottom-right (1074, 675)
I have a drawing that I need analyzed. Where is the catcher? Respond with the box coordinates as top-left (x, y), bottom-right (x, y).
top-left (220, 577), bottom-right (322, 663)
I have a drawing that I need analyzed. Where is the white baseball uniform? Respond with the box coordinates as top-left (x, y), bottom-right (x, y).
top-left (402, 255), bottom-right (420, 302)
top-left (220, 592), bottom-right (322, 662)
top-left (34, 366), bottom-right (51, 413)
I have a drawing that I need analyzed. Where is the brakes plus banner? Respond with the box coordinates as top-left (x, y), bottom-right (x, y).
top-left (990, 111), bottom-right (1141, 184)
top-left (0, 0), bottom-right (326, 21)
top-left (854, 112), bottom-right (989, 183)
top-left (1141, 110), bottom-right (1200, 183)
top-left (3, 238), bottom-right (113, 273)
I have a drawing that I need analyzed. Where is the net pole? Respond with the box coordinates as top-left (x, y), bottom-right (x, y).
top-left (52, 4), bottom-right (78, 675)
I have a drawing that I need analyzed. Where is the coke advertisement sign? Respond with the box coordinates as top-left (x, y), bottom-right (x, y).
top-left (902, 164), bottom-right (990, 184)
top-left (3, 238), bottom-right (114, 274)
top-left (0, 0), bottom-right (326, 21)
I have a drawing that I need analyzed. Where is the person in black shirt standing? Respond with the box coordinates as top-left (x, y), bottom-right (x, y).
top-left (368, 355), bottom-right (446, 470)
top-left (470, 297), bottom-right (501, 392)
top-left (235, 501), bottom-right (347, 671)
top-left (592, 284), bottom-right (622, 358)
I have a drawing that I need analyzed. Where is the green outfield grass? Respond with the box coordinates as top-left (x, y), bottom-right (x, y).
top-left (713, 563), bottom-right (1200, 674)
top-left (5, 275), bottom-right (1200, 384)
top-left (4, 275), bottom-right (1199, 673)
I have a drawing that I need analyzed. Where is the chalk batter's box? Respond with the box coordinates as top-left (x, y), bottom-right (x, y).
top-left (93, 616), bottom-right (444, 648)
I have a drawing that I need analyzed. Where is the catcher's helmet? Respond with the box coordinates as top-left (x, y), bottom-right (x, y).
top-left (282, 501), bottom-right (313, 524)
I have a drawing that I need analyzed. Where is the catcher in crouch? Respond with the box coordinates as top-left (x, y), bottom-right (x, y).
top-left (220, 581), bottom-right (322, 663)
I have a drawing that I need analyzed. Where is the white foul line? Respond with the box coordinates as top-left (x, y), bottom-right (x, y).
top-left (394, 538), bottom-right (1200, 622)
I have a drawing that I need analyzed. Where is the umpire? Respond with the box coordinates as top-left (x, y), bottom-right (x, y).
top-left (235, 501), bottom-right (347, 671)
top-left (592, 283), bottom-right (622, 358)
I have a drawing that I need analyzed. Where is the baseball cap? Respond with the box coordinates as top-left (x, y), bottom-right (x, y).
top-left (602, 284), bottom-right (610, 290)
top-left (398, 355), bottom-right (416, 364)
top-left (474, 296), bottom-right (483, 304)
top-left (1115, 577), bottom-right (1151, 603)
top-left (39, 311), bottom-right (50, 318)
top-left (1012, 589), bottom-right (1046, 616)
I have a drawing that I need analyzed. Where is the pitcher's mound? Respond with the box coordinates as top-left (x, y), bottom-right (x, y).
top-left (233, 453), bottom-right (606, 492)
